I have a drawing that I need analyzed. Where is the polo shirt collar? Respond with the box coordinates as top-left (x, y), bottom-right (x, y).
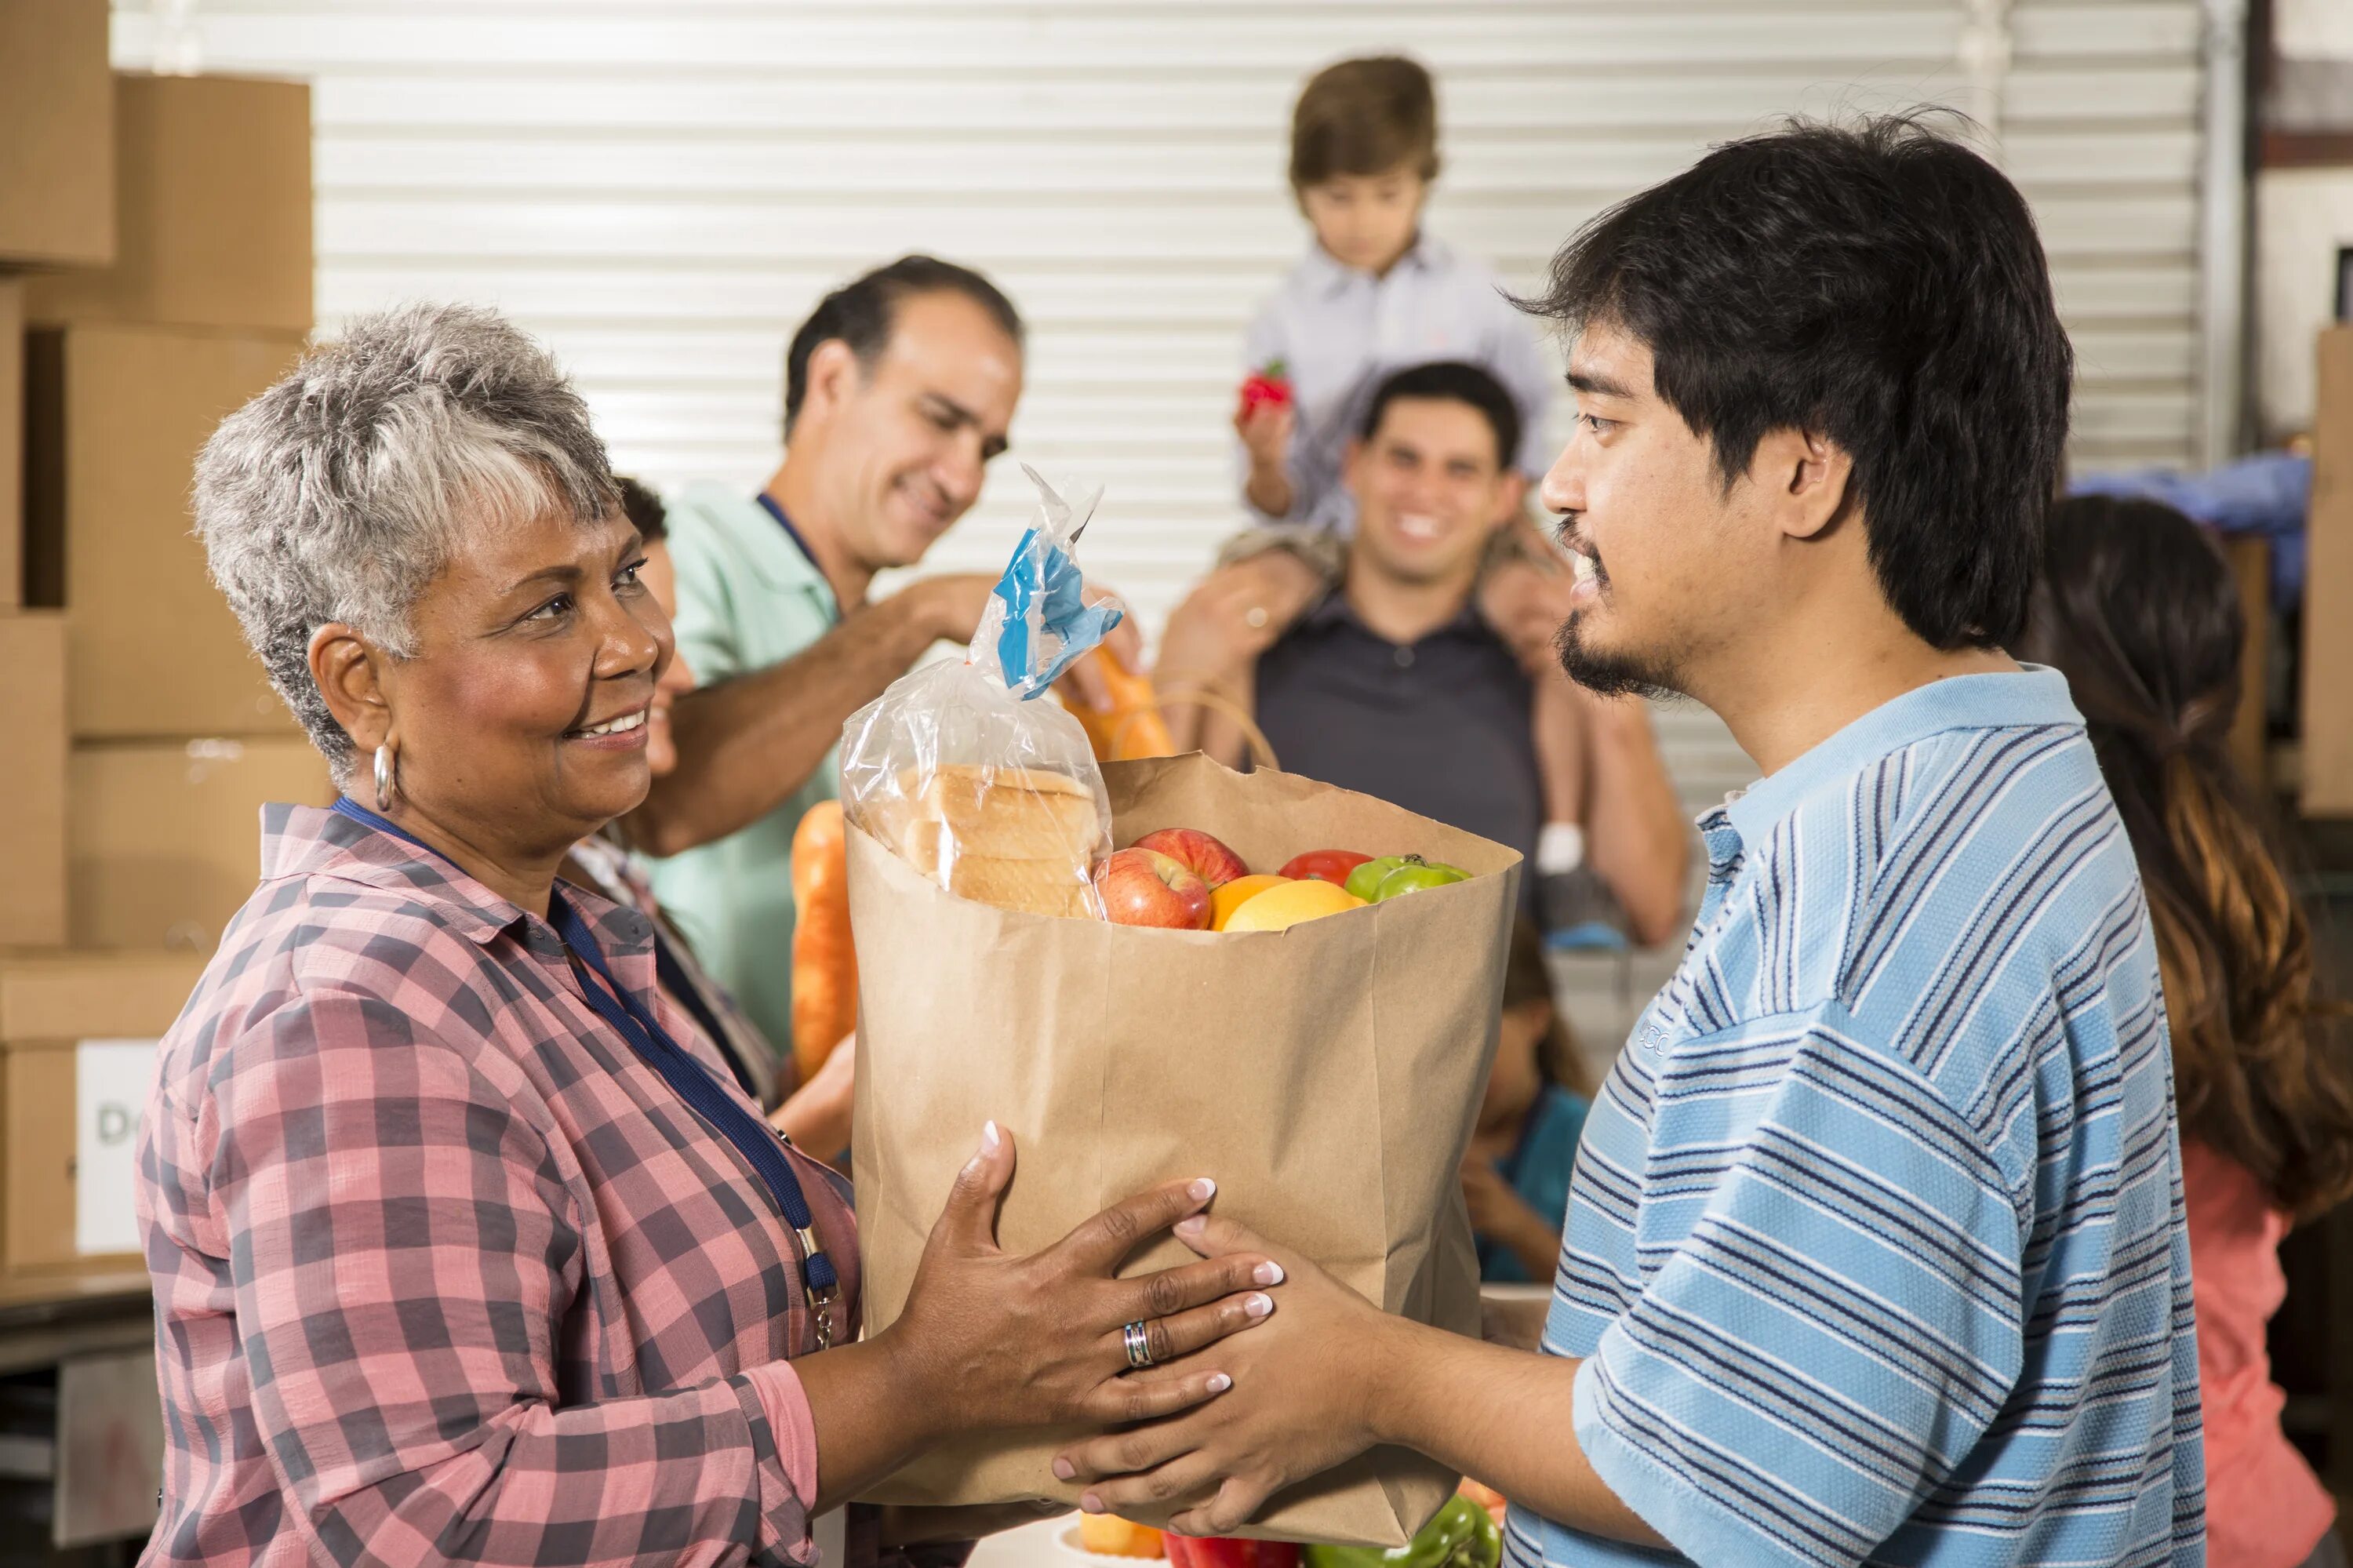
top-left (1718, 665), bottom-right (2082, 853)
top-left (1300, 231), bottom-right (1446, 297)
top-left (678, 481), bottom-right (838, 615)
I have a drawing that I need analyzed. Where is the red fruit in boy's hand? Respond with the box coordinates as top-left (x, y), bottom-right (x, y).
top-left (1278, 849), bottom-right (1372, 886)
top-left (1237, 360), bottom-right (1293, 419)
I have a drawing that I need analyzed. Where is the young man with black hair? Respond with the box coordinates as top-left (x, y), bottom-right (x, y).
top-left (1056, 117), bottom-right (2204, 1568)
top-left (627, 256), bottom-right (1027, 1056)
top-left (1160, 360), bottom-right (1688, 948)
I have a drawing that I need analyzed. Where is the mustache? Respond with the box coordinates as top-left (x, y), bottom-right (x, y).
top-left (1553, 515), bottom-right (1609, 587)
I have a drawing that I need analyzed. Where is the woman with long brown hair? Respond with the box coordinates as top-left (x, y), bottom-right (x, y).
top-left (2022, 494), bottom-right (2353, 1568)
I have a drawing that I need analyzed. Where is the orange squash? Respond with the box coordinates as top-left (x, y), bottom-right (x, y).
top-left (1070, 646), bottom-right (1177, 762)
top-left (790, 800), bottom-right (858, 1082)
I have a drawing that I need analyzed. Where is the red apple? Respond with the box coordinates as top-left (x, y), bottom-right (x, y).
top-left (1095, 848), bottom-right (1213, 930)
top-left (1279, 848), bottom-right (1373, 886)
top-left (1132, 827), bottom-right (1249, 890)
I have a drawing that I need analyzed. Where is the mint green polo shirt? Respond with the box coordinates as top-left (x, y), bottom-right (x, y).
top-left (644, 482), bottom-right (841, 1062)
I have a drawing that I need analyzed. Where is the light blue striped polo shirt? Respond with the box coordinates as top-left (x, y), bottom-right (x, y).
top-left (1509, 668), bottom-right (2204, 1568)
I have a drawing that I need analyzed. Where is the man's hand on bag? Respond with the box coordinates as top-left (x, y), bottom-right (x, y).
top-left (878, 1125), bottom-right (1286, 1438)
top-left (1051, 1210), bottom-right (1399, 1536)
top-left (893, 573), bottom-right (1000, 647)
top-left (1053, 583), bottom-right (1147, 714)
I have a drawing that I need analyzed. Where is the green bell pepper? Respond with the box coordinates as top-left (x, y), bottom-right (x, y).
top-left (1302, 1496), bottom-right (1500, 1568)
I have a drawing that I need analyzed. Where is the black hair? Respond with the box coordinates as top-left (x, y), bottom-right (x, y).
top-left (1519, 113), bottom-right (2072, 649)
top-left (614, 475), bottom-right (666, 543)
top-left (2019, 495), bottom-right (2353, 1221)
top-left (1358, 360), bottom-right (1521, 471)
top-left (783, 254), bottom-right (1023, 434)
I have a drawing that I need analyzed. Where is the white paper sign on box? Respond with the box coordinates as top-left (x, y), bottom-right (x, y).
top-left (76, 1039), bottom-right (159, 1256)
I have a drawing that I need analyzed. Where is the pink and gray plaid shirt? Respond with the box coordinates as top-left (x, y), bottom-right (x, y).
top-left (137, 803), bottom-right (860, 1567)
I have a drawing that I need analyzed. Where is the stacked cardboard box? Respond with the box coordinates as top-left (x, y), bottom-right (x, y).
top-left (2, 4), bottom-right (111, 954)
top-left (4, 53), bottom-right (328, 1301)
top-left (0, 954), bottom-right (205, 1289)
top-left (20, 71), bottom-right (333, 969)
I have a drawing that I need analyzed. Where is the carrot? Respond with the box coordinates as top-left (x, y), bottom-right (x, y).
top-left (791, 799), bottom-right (858, 1083)
top-left (1070, 646), bottom-right (1177, 762)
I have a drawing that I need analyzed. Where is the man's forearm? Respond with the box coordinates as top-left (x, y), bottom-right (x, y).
top-left (1366, 1319), bottom-right (1666, 1550)
top-left (1583, 700), bottom-right (1692, 947)
top-left (1246, 467), bottom-right (1295, 520)
top-left (624, 592), bottom-right (947, 857)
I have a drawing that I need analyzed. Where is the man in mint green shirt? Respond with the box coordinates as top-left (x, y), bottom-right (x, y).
top-left (628, 256), bottom-right (1027, 1060)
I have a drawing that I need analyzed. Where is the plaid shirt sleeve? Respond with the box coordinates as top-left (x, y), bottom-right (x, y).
top-left (210, 983), bottom-right (816, 1566)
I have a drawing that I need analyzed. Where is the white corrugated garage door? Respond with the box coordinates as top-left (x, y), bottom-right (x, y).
top-left (109, 0), bottom-right (2219, 1049)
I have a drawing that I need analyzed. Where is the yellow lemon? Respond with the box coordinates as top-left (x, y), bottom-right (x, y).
top-left (1209, 873), bottom-right (1291, 931)
top-left (1222, 877), bottom-right (1367, 932)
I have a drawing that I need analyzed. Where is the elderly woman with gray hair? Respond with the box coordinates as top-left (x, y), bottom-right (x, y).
top-left (141, 304), bottom-right (1280, 1568)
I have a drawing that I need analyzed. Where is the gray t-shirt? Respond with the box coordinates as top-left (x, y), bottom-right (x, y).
top-left (1252, 591), bottom-right (1540, 911)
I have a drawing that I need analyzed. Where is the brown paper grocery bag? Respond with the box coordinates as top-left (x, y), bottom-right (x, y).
top-left (847, 753), bottom-right (1520, 1545)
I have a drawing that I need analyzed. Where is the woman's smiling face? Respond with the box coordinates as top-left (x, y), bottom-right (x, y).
top-left (370, 500), bottom-right (673, 858)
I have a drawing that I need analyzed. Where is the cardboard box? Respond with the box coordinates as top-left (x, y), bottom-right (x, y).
top-left (1, 278), bottom-right (22, 608)
top-left (0, 0), bottom-right (114, 268)
top-left (0, 952), bottom-right (205, 1276)
top-left (69, 738), bottom-right (333, 951)
top-left (2306, 326), bottom-right (2353, 817)
top-left (26, 323), bottom-right (308, 738)
top-left (0, 613), bottom-right (69, 948)
top-left (24, 72), bottom-right (311, 334)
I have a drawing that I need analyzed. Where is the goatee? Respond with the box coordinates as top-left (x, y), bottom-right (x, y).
top-left (1554, 613), bottom-right (1682, 702)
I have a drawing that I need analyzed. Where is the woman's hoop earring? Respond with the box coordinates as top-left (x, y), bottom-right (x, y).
top-left (373, 743), bottom-right (398, 811)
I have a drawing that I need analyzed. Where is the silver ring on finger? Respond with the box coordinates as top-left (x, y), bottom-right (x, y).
top-left (1123, 1319), bottom-right (1156, 1370)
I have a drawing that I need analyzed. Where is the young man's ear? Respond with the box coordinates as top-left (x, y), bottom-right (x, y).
top-left (309, 624), bottom-right (392, 755)
top-left (1755, 427), bottom-right (1854, 542)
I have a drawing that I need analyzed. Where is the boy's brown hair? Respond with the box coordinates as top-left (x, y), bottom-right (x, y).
top-left (1289, 55), bottom-right (1441, 191)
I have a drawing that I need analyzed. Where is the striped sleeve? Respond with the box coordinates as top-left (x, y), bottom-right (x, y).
top-left (1572, 1005), bottom-right (2024, 1568)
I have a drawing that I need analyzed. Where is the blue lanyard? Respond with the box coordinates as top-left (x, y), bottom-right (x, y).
top-left (754, 492), bottom-right (825, 580)
top-left (328, 797), bottom-right (842, 1342)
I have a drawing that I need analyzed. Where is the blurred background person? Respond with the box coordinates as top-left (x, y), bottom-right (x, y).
top-left (2021, 493), bottom-right (2353, 1568)
top-left (1222, 56), bottom-right (1617, 948)
top-left (1159, 361), bottom-right (1689, 946)
top-left (623, 256), bottom-right (1140, 1059)
top-left (1461, 920), bottom-right (1593, 1284)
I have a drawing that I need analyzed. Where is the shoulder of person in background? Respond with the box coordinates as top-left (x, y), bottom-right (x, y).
top-left (653, 481), bottom-right (775, 684)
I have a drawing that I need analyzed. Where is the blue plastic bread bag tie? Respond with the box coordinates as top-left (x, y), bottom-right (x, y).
top-left (987, 465), bottom-right (1122, 700)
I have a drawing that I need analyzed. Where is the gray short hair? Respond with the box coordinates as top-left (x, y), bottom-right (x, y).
top-left (194, 303), bottom-right (617, 785)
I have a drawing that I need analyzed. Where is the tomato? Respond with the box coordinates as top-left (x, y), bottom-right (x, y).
top-left (1278, 849), bottom-right (1373, 885)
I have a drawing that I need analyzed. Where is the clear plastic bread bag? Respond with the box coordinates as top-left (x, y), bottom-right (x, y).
top-left (839, 466), bottom-right (1122, 920)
